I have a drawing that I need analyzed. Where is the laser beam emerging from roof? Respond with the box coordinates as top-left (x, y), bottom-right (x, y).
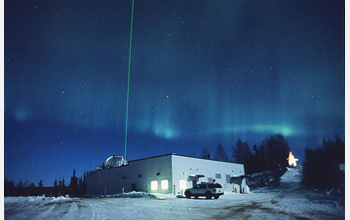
top-left (124, 0), bottom-right (135, 160)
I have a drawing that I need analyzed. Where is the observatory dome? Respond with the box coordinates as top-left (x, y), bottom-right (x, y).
top-left (102, 155), bottom-right (126, 169)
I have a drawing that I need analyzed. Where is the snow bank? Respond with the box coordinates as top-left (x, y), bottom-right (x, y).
top-left (280, 167), bottom-right (302, 183)
top-left (101, 191), bottom-right (157, 199)
top-left (247, 169), bottom-right (285, 188)
top-left (4, 195), bottom-right (72, 204)
top-left (279, 166), bottom-right (302, 190)
top-left (98, 191), bottom-right (184, 199)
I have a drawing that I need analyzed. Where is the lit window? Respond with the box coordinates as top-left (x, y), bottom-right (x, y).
top-left (161, 180), bottom-right (169, 190)
top-left (179, 180), bottom-right (187, 190)
top-left (151, 180), bottom-right (158, 190)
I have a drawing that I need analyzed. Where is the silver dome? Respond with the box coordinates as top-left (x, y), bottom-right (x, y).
top-left (103, 155), bottom-right (126, 169)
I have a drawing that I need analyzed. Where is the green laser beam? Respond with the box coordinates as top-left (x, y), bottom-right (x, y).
top-left (124, 0), bottom-right (135, 160)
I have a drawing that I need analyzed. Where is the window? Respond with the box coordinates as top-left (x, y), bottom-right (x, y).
top-left (208, 177), bottom-right (213, 182)
top-left (215, 173), bottom-right (221, 179)
top-left (198, 184), bottom-right (206, 189)
top-left (179, 180), bottom-right (187, 190)
top-left (151, 180), bottom-right (158, 191)
top-left (161, 180), bottom-right (169, 190)
top-left (226, 174), bottom-right (231, 184)
top-left (209, 183), bottom-right (222, 188)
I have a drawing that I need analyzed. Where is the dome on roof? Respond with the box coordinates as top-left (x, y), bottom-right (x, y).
top-left (103, 155), bottom-right (126, 169)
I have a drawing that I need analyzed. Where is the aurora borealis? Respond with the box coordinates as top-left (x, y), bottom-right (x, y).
top-left (4, 0), bottom-right (344, 185)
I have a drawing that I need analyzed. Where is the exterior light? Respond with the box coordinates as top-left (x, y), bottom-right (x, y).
top-left (151, 180), bottom-right (158, 190)
top-left (287, 151), bottom-right (298, 167)
top-left (161, 180), bottom-right (169, 190)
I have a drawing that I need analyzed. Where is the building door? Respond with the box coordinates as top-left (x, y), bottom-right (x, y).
top-left (179, 180), bottom-right (187, 195)
top-left (131, 183), bottom-right (136, 191)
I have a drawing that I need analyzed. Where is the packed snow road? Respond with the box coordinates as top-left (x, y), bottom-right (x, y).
top-left (5, 191), bottom-right (344, 220)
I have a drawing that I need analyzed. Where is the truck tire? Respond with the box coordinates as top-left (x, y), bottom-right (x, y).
top-left (205, 191), bottom-right (212, 199)
top-left (214, 195), bottom-right (220, 199)
top-left (185, 191), bottom-right (191, 199)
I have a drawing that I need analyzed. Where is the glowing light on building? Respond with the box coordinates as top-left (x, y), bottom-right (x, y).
top-left (287, 151), bottom-right (298, 167)
top-left (151, 180), bottom-right (158, 190)
top-left (161, 180), bottom-right (169, 190)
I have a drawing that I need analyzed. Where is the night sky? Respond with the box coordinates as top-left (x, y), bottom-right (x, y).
top-left (4, 0), bottom-right (345, 186)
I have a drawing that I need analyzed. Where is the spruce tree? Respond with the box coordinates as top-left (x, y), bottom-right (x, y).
top-left (214, 143), bottom-right (229, 162)
top-left (69, 169), bottom-right (78, 196)
top-left (200, 147), bottom-right (211, 159)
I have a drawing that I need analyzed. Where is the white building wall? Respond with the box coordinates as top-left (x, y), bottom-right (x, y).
top-left (86, 155), bottom-right (172, 196)
top-left (171, 155), bottom-right (246, 196)
top-left (86, 154), bottom-right (247, 196)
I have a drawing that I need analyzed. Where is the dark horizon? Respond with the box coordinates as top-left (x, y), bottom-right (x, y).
top-left (4, 0), bottom-right (344, 186)
top-left (4, 114), bottom-right (343, 187)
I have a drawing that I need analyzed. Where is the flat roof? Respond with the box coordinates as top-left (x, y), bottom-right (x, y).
top-left (128, 153), bottom-right (243, 165)
top-left (90, 153), bottom-right (243, 173)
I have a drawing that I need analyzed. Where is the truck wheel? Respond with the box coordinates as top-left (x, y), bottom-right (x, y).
top-left (185, 191), bottom-right (191, 199)
top-left (205, 191), bottom-right (212, 199)
top-left (214, 195), bottom-right (219, 199)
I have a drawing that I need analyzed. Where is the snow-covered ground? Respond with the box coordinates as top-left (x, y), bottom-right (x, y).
top-left (5, 168), bottom-right (345, 220)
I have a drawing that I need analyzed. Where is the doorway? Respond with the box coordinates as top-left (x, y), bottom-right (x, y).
top-left (131, 183), bottom-right (136, 191)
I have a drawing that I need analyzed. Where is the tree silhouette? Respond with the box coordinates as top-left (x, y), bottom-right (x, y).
top-left (214, 142), bottom-right (229, 162)
top-left (232, 139), bottom-right (252, 164)
top-left (248, 144), bottom-right (268, 173)
top-left (17, 179), bottom-right (23, 196)
top-left (69, 169), bottom-right (78, 196)
top-left (4, 169), bottom-right (89, 197)
top-left (5, 179), bottom-right (15, 196)
top-left (262, 134), bottom-right (290, 170)
top-left (37, 180), bottom-right (43, 196)
top-left (77, 171), bottom-right (87, 196)
top-left (200, 147), bottom-right (211, 159)
top-left (253, 145), bottom-right (259, 159)
top-left (53, 179), bottom-right (58, 196)
top-left (302, 135), bottom-right (344, 189)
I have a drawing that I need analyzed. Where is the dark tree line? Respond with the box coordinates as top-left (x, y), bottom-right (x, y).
top-left (302, 135), bottom-right (345, 189)
top-left (200, 134), bottom-right (290, 174)
top-left (5, 169), bottom-right (87, 197)
top-left (200, 134), bottom-right (345, 190)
